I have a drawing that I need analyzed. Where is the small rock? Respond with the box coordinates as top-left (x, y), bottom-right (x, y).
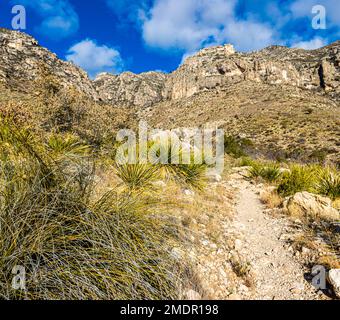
top-left (207, 173), bottom-right (222, 182)
top-left (328, 269), bottom-right (340, 298)
top-left (239, 284), bottom-right (249, 293)
top-left (301, 247), bottom-right (311, 255)
top-left (228, 293), bottom-right (241, 300)
top-left (183, 189), bottom-right (195, 196)
top-left (184, 289), bottom-right (201, 300)
top-left (234, 239), bottom-right (243, 250)
top-left (290, 283), bottom-right (304, 294)
top-left (202, 240), bottom-right (210, 246)
top-left (210, 243), bottom-right (218, 250)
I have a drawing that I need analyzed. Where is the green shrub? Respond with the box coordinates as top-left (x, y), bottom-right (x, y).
top-left (115, 163), bottom-right (160, 191)
top-left (238, 157), bottom-right (254, 167)
top-left (249, 162), bottom-right (281, 183)
top-left (317, 167), bottom-right (340, 200)
top-left (277, 165), bottom-right (318, 196)
top-left (224, 136), bottom-right (246, 158)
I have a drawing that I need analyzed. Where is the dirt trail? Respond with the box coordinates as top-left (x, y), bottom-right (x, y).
top-left (231, 175), bottom-right (321, 300)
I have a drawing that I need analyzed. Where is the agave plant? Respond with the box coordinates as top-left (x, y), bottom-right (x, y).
top-left (277, 165), bottom-right (318, 196)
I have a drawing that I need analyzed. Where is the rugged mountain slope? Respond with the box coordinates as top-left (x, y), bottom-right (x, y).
top-left (140, 81), bottom-right (339, 163)
top-left (94, 71), bottom-right (166, 107)
top-left (0, 28), bottom-right (339, 163)
top-left (163, 42), bottom-right (340, 101)
top-left (0, 28), bottom-right (98, 99)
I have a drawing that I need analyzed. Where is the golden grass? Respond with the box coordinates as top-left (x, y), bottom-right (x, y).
top-left (260, 189), bottom-right (283, 209)
top-left (0, 118), bottom-right (209, 300)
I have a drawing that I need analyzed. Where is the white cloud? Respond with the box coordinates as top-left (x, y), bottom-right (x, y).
top-left (141, 0), bottom-right (275, 54)
top-left (292, 37), bottom-right (327, 50)
top-left (142, 0), bottom-right (236, 52)
top-left (12, 0), bottom-right (79, 39)
top-left (290, 0), bottom-right (340, 25)
top-left (220, 20), bottom-right (275, 51)
top-left (66, 39), bottom-right (124, 78)
top-left (106, 0), bottom-right (336, 59)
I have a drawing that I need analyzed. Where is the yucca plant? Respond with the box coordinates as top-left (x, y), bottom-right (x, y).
top-left (249, 162), bottom-right (281, 183)
top-left (0, 118), bottom-right (187, 300)
top-left (277, 165), bottom-right (318, 196)
top-left (317, 167), bottom-right (340, 200)
top-left (47, 133), bottom-right (90, 157)
top-left (151, 142), bottom-right (207, 190)
top-left (115, 163), bottom-right (160, 191)
top-left (261, 165), bottom-right (282, 183)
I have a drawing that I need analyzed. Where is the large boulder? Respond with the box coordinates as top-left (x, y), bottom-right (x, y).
top-left (328, 269), bottom-right (340, 298)
top-left (284, 192), bottom-right (339, 221)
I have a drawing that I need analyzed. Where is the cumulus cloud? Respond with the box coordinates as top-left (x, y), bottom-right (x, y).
top-left (290, 0), bottom-right (340, 25)
top-left (141, 0), bottom-right (276, 53)
top-left (292, 37), bottom-right (327, 50)
top-left (66, 39), bottom-right (124, 78)
top-left (12, 0), bottom-right (79, 39)
top-left (105, 0), bottom-right (338, 58)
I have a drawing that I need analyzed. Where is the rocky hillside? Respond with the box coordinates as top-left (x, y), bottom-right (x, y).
top-left (0, 28), bottom-right (339, 163)
top-left (0, 28), bottom-right (98, 99)
top-left (1, 28), bottom-right (339, 107)
top-left (164, 42), bottom-right (340, 102)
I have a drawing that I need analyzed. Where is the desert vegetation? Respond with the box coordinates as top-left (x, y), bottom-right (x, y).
top-left (0, 113), bottom-right (211, 299)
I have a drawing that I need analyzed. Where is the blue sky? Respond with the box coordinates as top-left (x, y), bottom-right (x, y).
top-left (0, 0), bottom-right (339, 78)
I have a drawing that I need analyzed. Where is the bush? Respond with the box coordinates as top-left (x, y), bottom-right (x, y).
top-left (277, 165), bottom-right (318, 196)
top-left (249, 162), bottom-right (281, 183)
top-left (224, 136), bottom-right (247, 158)
top-left (238, 157), bottom-right (254, 167)
top-left (317, 167), bottom-right (340, 200)
top-left (0, 119), bottom-right (185, 300)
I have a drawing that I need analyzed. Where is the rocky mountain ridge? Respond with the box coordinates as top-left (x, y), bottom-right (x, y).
top-left (0, 28), bottom-right (339, 108)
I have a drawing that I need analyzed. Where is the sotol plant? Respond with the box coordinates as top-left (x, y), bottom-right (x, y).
top-left (0, 118), bottom-right (187, 300)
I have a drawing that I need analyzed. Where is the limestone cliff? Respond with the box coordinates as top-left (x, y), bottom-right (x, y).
top-left (0, 28), bottom-right (339, 107)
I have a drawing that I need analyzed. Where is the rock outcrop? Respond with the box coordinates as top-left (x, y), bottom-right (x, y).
top-left (94, 71), bottom-right (166, 107)
top-left (284, 192), bottom-right (339, 221)
top-left (0, 28), bottom-right (98, 99)
top-left (163, 42), bottom-right (340, 101)
top-left (328, 269), bottom-right (340, 298)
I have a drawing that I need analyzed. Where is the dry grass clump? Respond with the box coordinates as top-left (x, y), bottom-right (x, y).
top-left (260, 190), bottom-right (283, 209)
top-left (0, 118), bottom-right (191, 300)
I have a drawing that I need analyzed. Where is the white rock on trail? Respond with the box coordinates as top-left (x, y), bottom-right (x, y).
top-left (328, 269), bottom-right (340, 298)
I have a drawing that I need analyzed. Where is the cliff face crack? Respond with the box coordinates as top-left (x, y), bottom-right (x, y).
top-left (318, 64), bottom-right (326, 89)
